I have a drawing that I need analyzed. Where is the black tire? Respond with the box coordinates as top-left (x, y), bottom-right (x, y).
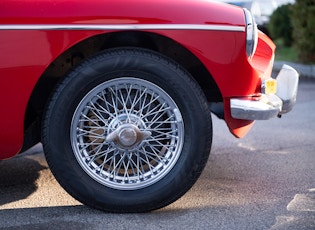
top-left (42, 48), bottom-right (212, 212)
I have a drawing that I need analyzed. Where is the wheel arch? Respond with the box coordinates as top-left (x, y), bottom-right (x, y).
top-left (23, 30), bottom-right (222, 151)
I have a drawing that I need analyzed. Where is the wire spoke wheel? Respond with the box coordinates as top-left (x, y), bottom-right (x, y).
top-left (43, 48), bottom-right (212, 212)
top-left (71, 77), bottom-right (184, 190)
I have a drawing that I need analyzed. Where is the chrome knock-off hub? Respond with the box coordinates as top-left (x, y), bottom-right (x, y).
top-left (106, 124), bottom-right (151, 149)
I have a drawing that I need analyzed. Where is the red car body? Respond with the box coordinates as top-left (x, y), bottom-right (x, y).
top-left (0, 0), bottom-right (298, 212)
top-left (0, 0), bottom-right (282, 158)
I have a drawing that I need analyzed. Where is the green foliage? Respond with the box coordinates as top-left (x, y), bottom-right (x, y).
top-left (268, 4), bottom-right (293, 47)
top-left (291, 0), bottom-right (315, 63)
top-left (274, 41), bottom-right (298, 62)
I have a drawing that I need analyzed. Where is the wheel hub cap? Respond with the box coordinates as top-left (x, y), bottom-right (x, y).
top-left (119, 126), bottom-right (137, 147)
top-left (105, 124), bottom-right (151, 149)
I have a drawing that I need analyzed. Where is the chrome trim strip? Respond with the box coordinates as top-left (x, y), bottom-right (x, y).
top-left (0, 24), bottom-right (245, 32)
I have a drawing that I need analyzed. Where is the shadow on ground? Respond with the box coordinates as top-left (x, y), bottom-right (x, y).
top-left (0, 153), bottom-right (47, 206)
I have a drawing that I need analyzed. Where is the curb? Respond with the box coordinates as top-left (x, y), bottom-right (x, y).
top-left (274, 61), bottom-right (315, 78)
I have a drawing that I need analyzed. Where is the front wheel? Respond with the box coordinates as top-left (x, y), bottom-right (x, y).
top-left (42, 48), bottom-right (212, 212)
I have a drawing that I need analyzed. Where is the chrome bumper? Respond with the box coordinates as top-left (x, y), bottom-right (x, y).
top-left (231, 64), bottom-right (299, 120)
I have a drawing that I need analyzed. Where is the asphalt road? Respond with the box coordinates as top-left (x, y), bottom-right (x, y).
top-left (0, 78), bottom-right (314, 230)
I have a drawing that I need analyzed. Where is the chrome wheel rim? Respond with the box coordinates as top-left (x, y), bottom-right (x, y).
top-left (71, 77), bottom-right (184, 190)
